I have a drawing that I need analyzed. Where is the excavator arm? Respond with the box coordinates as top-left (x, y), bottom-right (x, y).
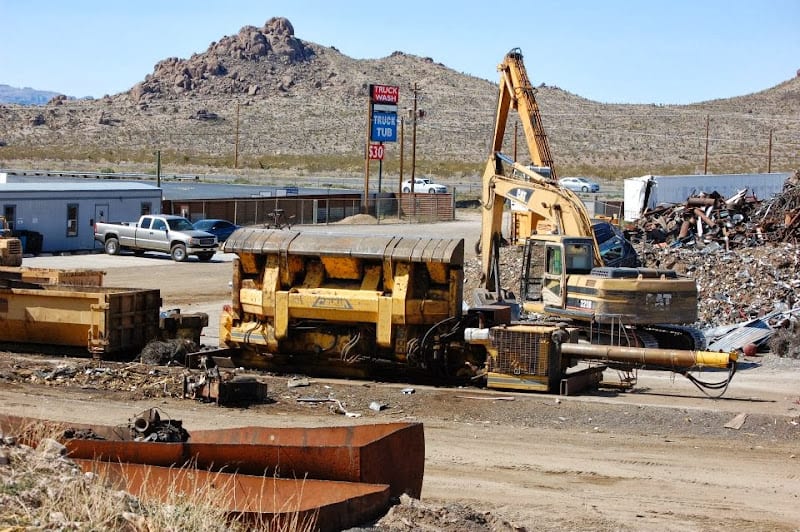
top-left (493, 49), bottom-right (557, 173)
top-left (480, 155), bottom-right (602, 290)
top-left (481, 49), bottom-right (601, 291)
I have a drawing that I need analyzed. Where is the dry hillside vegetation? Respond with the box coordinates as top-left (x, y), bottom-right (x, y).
top-left (0, 16), bottom-right (798, 178)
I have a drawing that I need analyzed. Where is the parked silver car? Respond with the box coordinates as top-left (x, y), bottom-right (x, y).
top-left (558, 177), bottom-right (600, 193)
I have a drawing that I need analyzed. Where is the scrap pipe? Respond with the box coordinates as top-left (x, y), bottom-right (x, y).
top-left (559, 343), bottom-right (736, 370)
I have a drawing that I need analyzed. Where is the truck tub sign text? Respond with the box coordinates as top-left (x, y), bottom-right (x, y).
top-left (371, 111), bottom-right (397, 142)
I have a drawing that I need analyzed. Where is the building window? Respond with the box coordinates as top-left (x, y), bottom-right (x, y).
top-left (66, 204), bottom-right (79, 237)
top-left (141, 202), bottom-right (152, 216)
top-left (3, 205), bottom-right (15, 230)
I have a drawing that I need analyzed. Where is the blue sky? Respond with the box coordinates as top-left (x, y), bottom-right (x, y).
top-left (1, 0), bottom-right (798, 104)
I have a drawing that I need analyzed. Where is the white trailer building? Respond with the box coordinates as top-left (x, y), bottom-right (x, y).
top-left (0, 181), bottom-right (162, 253)
top-left (623, 172), bottom-right (790, 221)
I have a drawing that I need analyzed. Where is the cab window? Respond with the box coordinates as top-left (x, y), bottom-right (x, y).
top-left (546, 247), bottom-right (562, 274)
top-left (565, 243), bottom-right (593, 274)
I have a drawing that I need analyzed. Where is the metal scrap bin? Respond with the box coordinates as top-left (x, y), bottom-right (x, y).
top-left (0, 284), bottom-right (160, 357)
top-left (0, 266), bottom-right (105, 286)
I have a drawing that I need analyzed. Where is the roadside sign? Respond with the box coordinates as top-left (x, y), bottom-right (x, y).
top-left (370, 84), bottom-right (399, 104)
top-left (371, 111), bottom-right (397, 142)
top-left (372, 103), bottom-right (399, 113)
top-left (368, 144), bottom-right (385, 160)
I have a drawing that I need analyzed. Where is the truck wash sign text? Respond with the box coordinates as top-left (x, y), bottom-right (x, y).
top-left (371, 84), bottom-right (399, 104)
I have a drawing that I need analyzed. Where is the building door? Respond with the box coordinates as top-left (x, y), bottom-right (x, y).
top-left (94, 204), bottom-right (108, 248)
top-left (3, 205), bottom-right (16, 230)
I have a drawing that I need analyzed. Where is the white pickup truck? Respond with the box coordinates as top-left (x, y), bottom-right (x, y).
top-left (94, 214), bottom-right (218, 262)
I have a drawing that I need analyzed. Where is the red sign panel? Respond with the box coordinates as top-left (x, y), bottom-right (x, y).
top-left (368, 143), bottom-right (385, 160)
top-left (371, 84), bottom-right (399, 104)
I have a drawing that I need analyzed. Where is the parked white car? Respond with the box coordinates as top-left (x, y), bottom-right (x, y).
top-left (558, 177), bottom-right (600, 193)
top-left (402, 178), bottom-right (447, 194)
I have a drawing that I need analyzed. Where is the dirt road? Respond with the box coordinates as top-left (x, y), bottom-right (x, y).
top-left (2, 217), bottom-right (799, 531)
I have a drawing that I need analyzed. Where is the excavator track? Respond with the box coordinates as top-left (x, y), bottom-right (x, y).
top-left (640, 324), bottom-right (708, 351)
top-left (535, 318), bottom-right (704, 351)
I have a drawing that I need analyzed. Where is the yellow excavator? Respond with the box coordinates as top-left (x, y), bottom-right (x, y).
top-left (478, 49), bottom-right (703, 350)
top-left (215, 49), bottom-right (736, 396)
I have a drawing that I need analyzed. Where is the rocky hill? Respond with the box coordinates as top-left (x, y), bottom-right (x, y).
top-left (0, 17), bottom-right (797, 179)
top-left (0, 84), bottom-right (63, 106)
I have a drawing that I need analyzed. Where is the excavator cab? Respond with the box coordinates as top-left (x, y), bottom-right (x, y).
top-left (521, 236), bottom-right (594, 313)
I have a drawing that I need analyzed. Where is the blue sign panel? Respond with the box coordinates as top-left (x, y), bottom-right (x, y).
top-left (371, 111), bottom-right (397, 142)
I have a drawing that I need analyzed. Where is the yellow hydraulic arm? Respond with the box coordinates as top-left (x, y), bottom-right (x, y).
top-left (493, 48), bottom-right (557, 176)
top-left (480, 48), bottom-right (602, 291)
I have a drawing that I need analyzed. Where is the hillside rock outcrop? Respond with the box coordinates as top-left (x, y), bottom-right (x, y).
top-left (130, 17), bottom-right (314, 102)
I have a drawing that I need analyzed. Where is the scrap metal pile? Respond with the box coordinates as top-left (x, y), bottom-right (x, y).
top-left (629, 170), bottom-right (800, 354)
top-left (630, 170), bottom-right (800, 250)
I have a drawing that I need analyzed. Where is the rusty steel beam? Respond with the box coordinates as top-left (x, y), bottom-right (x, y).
top-left (189, 423), bottom-right (424, 498)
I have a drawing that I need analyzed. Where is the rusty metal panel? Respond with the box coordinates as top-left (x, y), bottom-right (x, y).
top-left (188, 422), bottom-right (424, 498)
top-left (72, 459), bottom-right (391, 532)
top-left (1, 414), bottom-right (425, 502)
top-left (58, 419), bottom-right (423, 499)
top-left (707, 318), bottom-right (772, 352)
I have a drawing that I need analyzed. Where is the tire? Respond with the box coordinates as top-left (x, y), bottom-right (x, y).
top-left (104, 237), bottom-right (120, 255)
top-left (197, 252), bottom-right (214, 262)
top-left (402, 187), bottom-right (411, 193)
top-left (428, 189), bottom-right (436, 193)
top-left (170, 243), bottom-right (187, 262)
top-left (581, 186), bottom-right (588, 192)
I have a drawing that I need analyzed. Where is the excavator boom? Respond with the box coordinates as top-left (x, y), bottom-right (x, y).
top-left (493, 48), bottom-right (557, 174)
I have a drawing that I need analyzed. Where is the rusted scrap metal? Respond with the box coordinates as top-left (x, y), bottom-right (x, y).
top-left (0, 413), bottom-right (424, 499)
top-left (632, 171), bottom-right (800, 249)
top-left (64, 422), bottom-right (424, 499)
top-left (129, 408), bottom-right (189, 442)
top-left (72, 459), bottom-right (391, 532)
top-left (182, 423), bottom-right (424, 499)
top-left (0, 413), bottom-right (425, 529)
top-left (183, 368), bottom-right (268, 406)
top-left (706, 307), bottom-right (800, 353)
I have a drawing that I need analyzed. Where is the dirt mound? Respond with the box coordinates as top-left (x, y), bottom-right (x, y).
top-left (334, 214), bottom-right (379, 225)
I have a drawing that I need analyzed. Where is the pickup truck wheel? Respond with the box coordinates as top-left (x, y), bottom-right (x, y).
top-left (104, 238), bottom-right (120, 255)
top-left (170, 244), bottom-right (188, 262)
top-left (197, 252), bottom-right (214, 262)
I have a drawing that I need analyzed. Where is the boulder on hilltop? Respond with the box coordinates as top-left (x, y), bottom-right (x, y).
top-left (129, 17), bottom-right (314, 103)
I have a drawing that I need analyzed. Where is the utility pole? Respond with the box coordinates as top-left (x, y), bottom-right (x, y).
top-left (399, 117), bottom-right (405, 190)
top-left (409, 83), bottom-right (423, 194)
top-left (234, 101), bottom-right (240, 169)
top-left (156, 150), bottom-right (161, 188)
top-left (703, 115), bottom-right (710, 175)
top-left (767, 129), bottom-right (773, 173)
